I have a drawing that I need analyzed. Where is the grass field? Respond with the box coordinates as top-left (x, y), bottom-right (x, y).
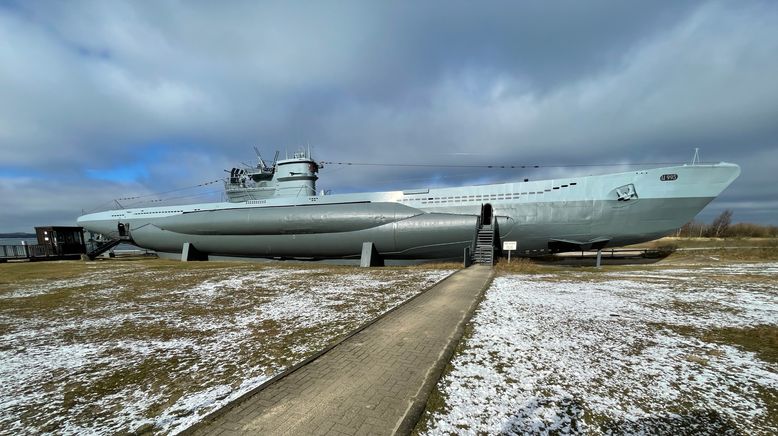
top-left (417, 258), bottom-right (778, 435)
top-left (630, 237), bottom-right (778, 261)
top-left (3, 238), bottom-right (775, 435)
top-left (0, 259), bottom-right (455, 435)
top-left (632, 236), bottom-right (778, 249)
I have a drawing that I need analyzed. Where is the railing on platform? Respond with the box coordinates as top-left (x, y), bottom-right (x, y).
top-left (1, 244), bottom-right (29, 259)
top-left (0, 244), bottom-right (79, 261)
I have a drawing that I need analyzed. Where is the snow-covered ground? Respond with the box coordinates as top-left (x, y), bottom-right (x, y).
top-left (423, 262), bottom-right (778, 435)
top-left (0, 262), bottom-right (452, 435)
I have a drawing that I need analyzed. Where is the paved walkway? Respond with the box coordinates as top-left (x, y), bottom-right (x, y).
top-left (187, 265), bottom-right (494, 436)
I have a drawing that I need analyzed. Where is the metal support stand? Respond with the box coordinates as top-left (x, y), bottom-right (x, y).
top-left (360, 242), bottom-right (384, 267)
top-left (596, 249), bottom-right (602, 268)
top-left (181, 242), bottom-right (208, 261)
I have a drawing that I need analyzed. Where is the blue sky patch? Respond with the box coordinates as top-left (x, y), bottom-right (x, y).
top-left (85, 162), bottom-right (149, 183)
top-left (0, 166), bottom-right (32, 178)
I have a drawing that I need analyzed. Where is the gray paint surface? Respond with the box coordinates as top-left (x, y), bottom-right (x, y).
top-left (77, 159), bottom-right (740, 261)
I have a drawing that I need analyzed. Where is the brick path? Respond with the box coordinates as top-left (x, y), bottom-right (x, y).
top-left (186, 265), bottom-right (494, 436)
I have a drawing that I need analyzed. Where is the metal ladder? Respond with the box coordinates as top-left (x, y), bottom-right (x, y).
top-left (85, 231), bottom-right (135, 260)
top-left (86, 239), bottom-right (123, 260)
top-left (473, 224), bottom-right (495, 265)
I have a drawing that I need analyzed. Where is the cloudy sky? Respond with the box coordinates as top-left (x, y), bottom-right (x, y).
top-left (1, 0), bottom-right (777, 232)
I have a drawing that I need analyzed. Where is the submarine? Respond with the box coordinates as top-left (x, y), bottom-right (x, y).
top-left (76, 149), bottom-right (740, 263)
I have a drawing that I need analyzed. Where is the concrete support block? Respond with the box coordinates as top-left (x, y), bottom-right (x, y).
top-left (360, 242), bottom-right (384, 267)
top-left (181, 242), bottom-right (208, 262)
top-left (596, 249), bottom-right (602, 268)
top-left (463, 247), bottom-right (472, 268)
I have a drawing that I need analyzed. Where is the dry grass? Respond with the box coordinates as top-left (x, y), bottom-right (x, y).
top-left (0, 258), bottom-right (454, 434)
top-left (405, 261), bottom-right (463, 271)
top-left (680, 247), bottom-right (778, 261)
top-left (657, 323), bottom-right (778, 430)
top-left (610, 237), bottom-right (778, 262)
top-left (494, 257), bottom-right (555, 275)
top-left (662, 324), bottom-right (778, 365)
top-left (417, 260), bottom-right (778, 434)
top-left (631, 237), bottom-right (778, 249)
top-left (0, 260), bottom-right (97, 283)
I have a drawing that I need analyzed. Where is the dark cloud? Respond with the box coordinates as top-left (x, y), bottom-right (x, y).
top-left (0, 0), bottom-right (776, 232)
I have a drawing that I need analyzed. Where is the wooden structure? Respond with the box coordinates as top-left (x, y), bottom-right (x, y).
top-left (35, 226), bottom-right (87, 256)
top-left (0, 227), bottom-right (87, 262)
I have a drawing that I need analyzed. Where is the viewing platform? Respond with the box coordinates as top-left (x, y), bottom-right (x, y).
top-left (0, 226), bottom-right (134, 262)
top-left (1, 226), bottom-right (86, 263)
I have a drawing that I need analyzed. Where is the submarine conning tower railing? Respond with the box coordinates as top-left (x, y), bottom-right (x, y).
top-left (225, 149), bottom-right (321, 202)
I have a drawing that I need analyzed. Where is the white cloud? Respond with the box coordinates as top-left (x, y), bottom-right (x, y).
top-left (0, 0), bottom-right (776, 230)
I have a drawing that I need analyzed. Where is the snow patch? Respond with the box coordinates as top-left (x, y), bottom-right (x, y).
top-left (424, 264), bottom-right (778, 435)
top-left (1, 266), bottom-right (453, 434)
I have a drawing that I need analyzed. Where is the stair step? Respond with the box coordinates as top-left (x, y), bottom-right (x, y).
top-left (472, 222), bottom-right (496, 265)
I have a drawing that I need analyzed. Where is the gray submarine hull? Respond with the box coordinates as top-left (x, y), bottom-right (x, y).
top-left (77, 161), bottom-right (742, 261)
top-left (129, 202), bottom-right (480, 260)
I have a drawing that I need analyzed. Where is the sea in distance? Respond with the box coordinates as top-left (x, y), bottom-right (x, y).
top-left (0, 238), bottom-right (38, 245)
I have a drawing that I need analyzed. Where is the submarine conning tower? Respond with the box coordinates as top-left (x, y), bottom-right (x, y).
top-left (274, 150), bottom-right (320, 197)
top-left (225, 149), bottom-right (321, 202)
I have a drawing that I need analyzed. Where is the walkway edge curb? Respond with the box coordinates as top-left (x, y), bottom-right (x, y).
top-left (396, 267), bottom-right (495, 435)
top-left (178, 268), bottom-right (462, 436)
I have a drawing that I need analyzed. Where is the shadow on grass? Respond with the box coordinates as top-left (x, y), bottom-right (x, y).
top-left (498, 397), bottom-right (743, 435)
top-left (594, 408), bottom-right (743, 435)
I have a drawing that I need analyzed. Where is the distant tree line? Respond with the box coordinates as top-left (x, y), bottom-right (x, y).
top-left (676, 209), bottom-right (778, 238)
top-left (0, 232), bottom-right (36, 238)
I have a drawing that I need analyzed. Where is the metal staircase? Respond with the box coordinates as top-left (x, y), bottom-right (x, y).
top-left (86, 239), bottom-right (123, 260)
top-left (85, 233), bottom-right (134, 260)
top-left (473, 224), bottom-right (495, 265)
top-left (469, 203), bottom-right (498, 266)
